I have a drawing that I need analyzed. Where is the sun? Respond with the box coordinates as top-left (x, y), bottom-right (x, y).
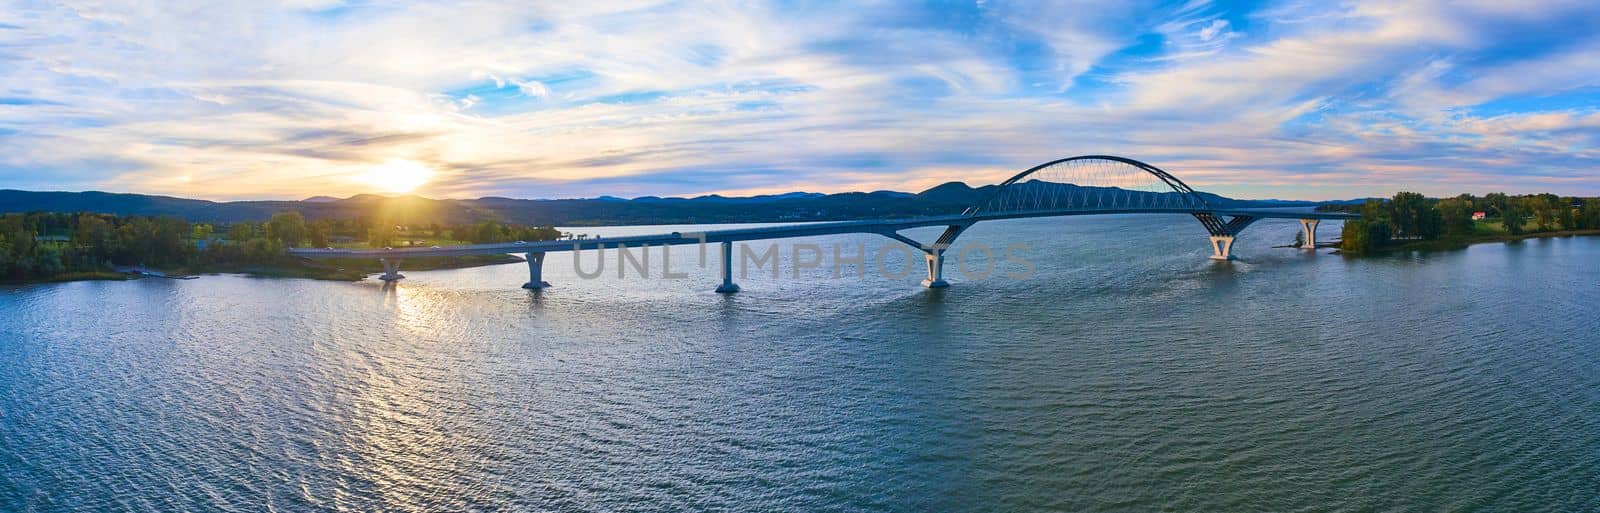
top-left (359, 159), bottom-right (435, 194)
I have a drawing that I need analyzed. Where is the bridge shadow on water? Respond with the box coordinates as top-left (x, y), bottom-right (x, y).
top-left (906, 286), bottom-right (951, 311)
top-left (1199, 259), bottom-right (1244, 295)
top-left (522, 286), bottom-right (549, 312)
top-left (378, 279), bottom-right (399, 307)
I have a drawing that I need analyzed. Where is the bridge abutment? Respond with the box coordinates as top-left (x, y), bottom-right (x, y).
top-left (1299, 219), bottom-right (1320, 249)
top-left (522, 252), bottom-right (550, 289)
top-left (379, 258), bottom-right (405, 281)
top-left (921, 250), bottom-right (949, 288)
top-left (714, 241), bottom-right (740, 293)
top-left (1208, 236), bottom-right (1236, 261)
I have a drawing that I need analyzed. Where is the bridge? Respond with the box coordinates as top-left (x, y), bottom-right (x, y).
top-left (290, 155), bottom-right (1357, 291)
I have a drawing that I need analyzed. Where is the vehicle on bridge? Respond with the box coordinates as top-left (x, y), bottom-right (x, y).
top-left (289, 155), bottom-right (1358, 291)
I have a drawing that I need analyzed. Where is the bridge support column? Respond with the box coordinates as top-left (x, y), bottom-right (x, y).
top-left (714, 241), bottom-right (740, 293)
top-left (379, 258), bottom-right (405, 281)
top-left (1208, 236), bottom-right (1236, 261)
top-left (1299, 219), bottom-right (1320, 249)
top-left (522, 252), bottom-right (550, 289)
top-left (921, 250), bottom-right (949, 288)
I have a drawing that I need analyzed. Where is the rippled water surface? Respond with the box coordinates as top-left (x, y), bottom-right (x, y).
top-left (4, 216), bottom-right (1599, 512)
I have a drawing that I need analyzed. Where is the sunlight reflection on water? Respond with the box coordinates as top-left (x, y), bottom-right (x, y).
top-left (3, 216), bottom-right (1599, 512)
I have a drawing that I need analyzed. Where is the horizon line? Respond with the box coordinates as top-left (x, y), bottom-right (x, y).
top-left (0, 184), bottom-right (1390, 205)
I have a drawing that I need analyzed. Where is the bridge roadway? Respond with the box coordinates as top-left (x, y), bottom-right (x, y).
top-left (288, 207), bottom-right (1358, 291)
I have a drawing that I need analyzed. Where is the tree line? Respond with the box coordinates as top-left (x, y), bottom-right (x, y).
top-left (0, 211), bottom-right (560, 282)
top-left (1335, 192), bottom-right (1600, 253)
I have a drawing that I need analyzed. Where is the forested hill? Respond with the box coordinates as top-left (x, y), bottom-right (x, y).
top-left (0, 184), bottom-right (1321, 226)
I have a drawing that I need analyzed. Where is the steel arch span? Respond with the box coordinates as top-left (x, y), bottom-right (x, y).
top-left (960, 154), bottom-right (1244, 237)
top-left (290, 155), bottom-right (1358, 292)
top-left (965, 155), bottom-right (1210, 215)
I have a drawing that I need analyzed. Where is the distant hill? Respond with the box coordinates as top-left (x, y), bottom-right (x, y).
top-left (0, 183), bottom-right (1326, 226)
top-left (0, 190), bottom-right (479, 225)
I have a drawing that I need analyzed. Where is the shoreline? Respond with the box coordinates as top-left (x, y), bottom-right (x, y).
top-left (1337, 228), bottom-right (1600, 254)
top-left (3, 253), bottom-right (525, 286)
top-left (0, 271), bottom-right (137, 285)
top-left (12, 230), bottom-right (1599, 285)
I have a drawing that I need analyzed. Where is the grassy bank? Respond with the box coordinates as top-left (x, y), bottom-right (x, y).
top-left (1390, 229), bottom-right (1600, 251)
top-left (1381, 220), bottom-right (1600, 252)
top-left (1, 271), bottom-right (137, 285)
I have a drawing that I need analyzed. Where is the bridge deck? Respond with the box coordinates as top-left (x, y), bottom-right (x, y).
top-left (289, 208), bottom-right (1357, 259)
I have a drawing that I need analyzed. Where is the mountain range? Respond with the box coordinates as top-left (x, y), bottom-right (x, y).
top-left (0, 183), bottom-right (1344, 226)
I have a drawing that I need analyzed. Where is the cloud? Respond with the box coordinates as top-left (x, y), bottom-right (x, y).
top-left (0, 0), bottom-right (1598, 201)
top-left (1198, 19), bottom-right (1229, 41)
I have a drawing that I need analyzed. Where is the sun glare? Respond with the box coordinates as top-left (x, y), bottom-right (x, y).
top-left (359, 159), bottom-right (435, 194)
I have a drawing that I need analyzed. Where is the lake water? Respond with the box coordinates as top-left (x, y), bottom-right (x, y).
top-left (3, 215), bottom-right (1598, 512)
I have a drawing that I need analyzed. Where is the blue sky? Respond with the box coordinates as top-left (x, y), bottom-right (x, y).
top-left (1, 0), bottom-right (1598, 200)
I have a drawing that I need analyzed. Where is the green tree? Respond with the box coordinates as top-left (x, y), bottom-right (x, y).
top-left (0, 230), bottom-right (11, 277)
top-left (1437, 197), bottom-right (1475, 236)
top-left (1581, 201), bottom-right (1600, 230)
top-left (307, 220), bottom-right (331, 248)
top-left (34, 245), bottom-right (64, 276)
top-left (227, 222), bottom-right (254, 243)
top-left (1358, 199), bottom-right (1391, 224)
top-left (1557, 199), bottom-right (1577, 230)
top-left (1501, 200), bottom-right (1526, 235)
top-left (1526, 195), bottom-right (1556, 231)
top-left (74, 214), bottom-right (111, 248)
top-left (1418, 205), bottom-right (1443, 239)
top-left (331, 219), bottom-right (352, 238)
top-left (1340, 219), bottom-right (1392, 254)
top-left (353, 217), bottom-right (373, 242)
top-left (191, 223), bottom-right (214, 241)
top-left (241, 238), bottom-right (281, 263)
top-left (1388, 192), bottom-right (1441, 239)
top-left (72, 213), bottom-right (113, 266)
top-left (474, 221), bottom-right (506, 243)
top-left (368, 225), bottom-right (395, 248)
top-left (1484, 192), bottom-right (1509, 217)
top-left (0, 215), bottom-right (38, 278)
top-left (266, 211), bottom-right (307, 247)
top-left (510, 225), bottom-right (562, 242)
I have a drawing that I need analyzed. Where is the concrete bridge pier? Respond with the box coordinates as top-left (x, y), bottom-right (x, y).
top-left (714, 241), bottom-right (740, 293)
top-left (921, 250), bottom-right (950, 288)
top-left (379, 258), bottom-right (405, 281)
top-left (1208, 236), bottom-right (1236, 261)
top-left (1299, 219), bottom-right (1320, 249)
top-left (522, 252), bottom-right (550, 289)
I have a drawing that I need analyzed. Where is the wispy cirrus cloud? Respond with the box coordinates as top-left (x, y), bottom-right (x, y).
top-left (0, 0), bottom-right (1597, 201)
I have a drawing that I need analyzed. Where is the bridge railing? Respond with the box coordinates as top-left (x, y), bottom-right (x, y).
top-left (289, 155), bottom-right (1356, 292)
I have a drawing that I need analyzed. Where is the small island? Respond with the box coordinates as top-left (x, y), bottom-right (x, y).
top-left (1323, 192), bottom-right (1600, 254)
